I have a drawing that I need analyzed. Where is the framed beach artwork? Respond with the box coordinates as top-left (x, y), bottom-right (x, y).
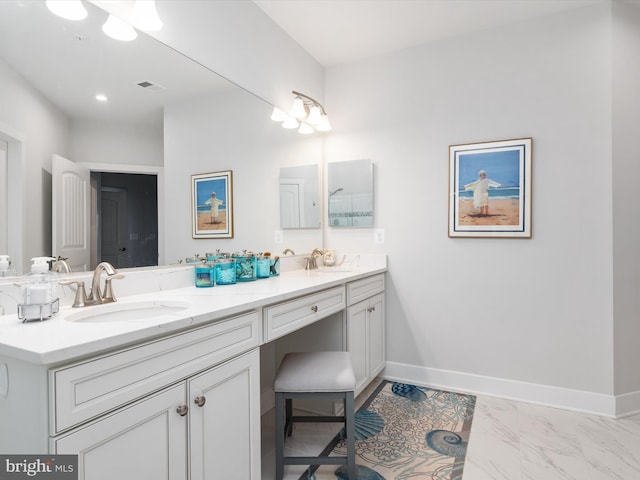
top-left (449, 138), bottom-right (532, 238)
top-left (191, 170), bottom-right (234, 239)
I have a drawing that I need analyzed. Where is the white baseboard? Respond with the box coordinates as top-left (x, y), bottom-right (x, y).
top-left (615, 389), bottom-right (640, 417)
top-left (383, 361), bottom-right (636, 417)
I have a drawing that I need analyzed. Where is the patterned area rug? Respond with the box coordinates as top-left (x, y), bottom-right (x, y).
top-left (300, 381), bottom-right (476, 480)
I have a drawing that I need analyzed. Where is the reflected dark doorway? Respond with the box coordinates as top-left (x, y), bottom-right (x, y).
top-left (91, 172), bottom-right (158, 269)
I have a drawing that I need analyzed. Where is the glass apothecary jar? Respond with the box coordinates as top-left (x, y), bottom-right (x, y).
top-left (215, 258), bottom-right (237, 285)
top-left (256, 255), bottom-right (271, 279)
top-left (194, 263), bottom-right (215, 288)
top-left (232, 252), bottom-right (257, 282)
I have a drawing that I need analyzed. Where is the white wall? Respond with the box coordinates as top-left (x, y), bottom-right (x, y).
top-left (612, 1), bottom-right (640, 410)
top-left (163, 85), bottom-right (323, 262)
top-left (0, 58), bottom-right (69, 270)
top-left (325, 3), bottom-right (619, 412)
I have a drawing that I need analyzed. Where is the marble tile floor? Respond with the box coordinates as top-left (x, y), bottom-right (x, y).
top-left (261, 378), bottom-right (640, 480)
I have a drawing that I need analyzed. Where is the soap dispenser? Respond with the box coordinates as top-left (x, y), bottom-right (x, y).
top-left (16, 256), bottom-right (60, 322)
top-left (0, 255), bottom-right (16, 277)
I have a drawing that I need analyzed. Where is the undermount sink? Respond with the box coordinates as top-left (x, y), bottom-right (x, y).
top-left (64, 300), bottom-right (193, 324)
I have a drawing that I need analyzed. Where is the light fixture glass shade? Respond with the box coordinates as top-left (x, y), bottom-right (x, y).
top-left (270, 107), bottom-right (287, 122)
top-left (298, 122), bottom-right (314, 134)
top-left (281, 116), bottom-right (299, 129)
top-left (95, 93), bottom-right (108, 102)
top-left (315, 114), bottom-right (332, 132)
top-left (289, 96), bottom-right (307, 119)
top-left (102, 15), bottom-right (138, 41)
top-left (131, 0), bottom-right (163, 32)
top-left (46, 0), bottom-right (88, 21)
top-left (306, 105), bottom-right (322, 125)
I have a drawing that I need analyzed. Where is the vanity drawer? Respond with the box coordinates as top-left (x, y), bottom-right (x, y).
top-left (347, 274), bottom-right (385, 305)
top-left (264, 286), bottom-right (346, 342)
top-left (50, 310), bottom-right (260, 434)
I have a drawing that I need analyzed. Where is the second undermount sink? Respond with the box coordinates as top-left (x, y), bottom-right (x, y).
top-left (64, 300), bottom-right (193, 324)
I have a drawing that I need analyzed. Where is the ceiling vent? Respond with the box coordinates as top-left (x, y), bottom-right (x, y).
top-left (136, 81), bottom-right (166, 92)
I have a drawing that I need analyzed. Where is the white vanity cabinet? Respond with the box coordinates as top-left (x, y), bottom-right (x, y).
top-left (48, 310), bottom-right (262, 480)
top-left (52, 349), bottom-right (260, 480)
top-left (346, 274), bottom-right (385, 396)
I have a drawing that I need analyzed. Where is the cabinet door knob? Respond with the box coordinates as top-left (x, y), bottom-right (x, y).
top-left (176, 405), bottom-right (189, 416)
top-left (310, 305), bottom-right (318, 313)
top-left (194, 396), bottom-right (206, 407)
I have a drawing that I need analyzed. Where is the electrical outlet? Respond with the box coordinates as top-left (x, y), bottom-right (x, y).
top-left (374, 228), bottom-right (384, 244)
top-left (274, 230), bottom-right (283, 244)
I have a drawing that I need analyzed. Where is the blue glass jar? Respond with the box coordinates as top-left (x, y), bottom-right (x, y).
top-left (194, 263), bottom-right (214, 288)
top-left (232, 252), bottom-right (256, 282)
top-left (215, 259), bottom-right (236, 285)
top-left (256, 256), bottom-right (271, 279)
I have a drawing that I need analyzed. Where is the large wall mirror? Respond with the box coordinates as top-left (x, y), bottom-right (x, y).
top-left (279, 165), bottom-right (320, 229)
top-left (327, 159), bottom-right (374, 227)
top-left (0, 0), bottom-right (322, 274)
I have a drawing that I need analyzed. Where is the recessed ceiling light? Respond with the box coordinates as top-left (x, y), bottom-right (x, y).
top-left (95, 94), bottom-right (108, 102)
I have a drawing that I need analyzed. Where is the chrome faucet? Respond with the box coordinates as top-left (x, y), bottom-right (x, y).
top-left (60, 262), bottom-right (124, 308)
top-left (305, 248), bottom-right (324, 270)
top-left (282, 248), bottom-right (296, 255)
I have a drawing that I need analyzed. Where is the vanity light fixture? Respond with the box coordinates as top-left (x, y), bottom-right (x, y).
top-left (270, 90), bottom-right (332, 133)
top-left (102, 14), bottom-right (138, 41)
top-left (45, 0), bottom-right (88, 21)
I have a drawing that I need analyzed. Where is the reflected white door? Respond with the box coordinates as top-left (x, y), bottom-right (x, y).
top-left (0, 139), bottom-right (7, 253)
top-left (279, 180), bottom-right (306, 228)
top-left (52, 154), bottom-right (90, 272)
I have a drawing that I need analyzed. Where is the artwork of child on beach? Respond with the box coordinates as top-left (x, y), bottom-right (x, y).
top-left (456, 149), bottom-right (521, 226)
top-left (194, 177), bottom-right (228, 232)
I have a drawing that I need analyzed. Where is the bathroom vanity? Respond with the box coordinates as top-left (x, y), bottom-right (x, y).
top-left (0, 257), bottom-right (385, 479)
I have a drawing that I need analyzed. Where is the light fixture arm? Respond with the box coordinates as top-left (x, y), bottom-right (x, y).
top-left (291, 90), bottom-right (327, 115)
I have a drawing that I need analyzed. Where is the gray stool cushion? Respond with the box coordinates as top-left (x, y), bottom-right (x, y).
top-left (274, 351), bottom-right (356, 393)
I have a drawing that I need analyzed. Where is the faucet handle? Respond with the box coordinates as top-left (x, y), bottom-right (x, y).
top-left (59, 280), bottom-right (87, 308)
top-left (103, 273), bottom-right (125, 303)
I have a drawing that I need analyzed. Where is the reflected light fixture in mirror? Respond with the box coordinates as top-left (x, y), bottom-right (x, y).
top-left (45, 0), bottom-right (87, 21)
top-left (131, 0), bottom-right (163, 31)
top-left (271, 90), bottom-right (331, 134)
top-left (102, 14), bottom-right (137, 41)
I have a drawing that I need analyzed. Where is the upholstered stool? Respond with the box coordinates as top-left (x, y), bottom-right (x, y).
top-left (274, 351), bottom-right (356, 480)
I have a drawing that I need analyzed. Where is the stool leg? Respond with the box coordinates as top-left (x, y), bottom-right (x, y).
top-left (275, 392), bottom-right (285, 480)
top-left (285, 398), bottom-right (293, 437)
top-left (345, 391), bottom-right (356, 480)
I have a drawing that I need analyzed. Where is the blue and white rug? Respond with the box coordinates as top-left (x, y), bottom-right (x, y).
top-left (302, 381), bottom-right (476, 480)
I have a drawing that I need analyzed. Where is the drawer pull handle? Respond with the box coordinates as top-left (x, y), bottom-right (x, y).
top-left (176, 405), bottom-right (189, 416)
top-left (194, 396), bottom-right (206, 407)
top-left (310, 305), bottom-right (318, 313)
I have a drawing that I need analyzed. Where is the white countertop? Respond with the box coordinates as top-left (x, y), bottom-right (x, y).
top-left (0, 261), bottom-right (386, 366)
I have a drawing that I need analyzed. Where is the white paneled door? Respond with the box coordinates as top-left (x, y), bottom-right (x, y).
top-left (52, 154), bottom-right (90, 272)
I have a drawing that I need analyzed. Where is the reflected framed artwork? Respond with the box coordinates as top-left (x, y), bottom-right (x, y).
top-left (448, 138), bottom-right (532, 238)
top-left (191, 170), bottom-right (233, 239)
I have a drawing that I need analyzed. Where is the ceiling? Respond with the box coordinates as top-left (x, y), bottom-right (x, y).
top-left (253, 0), bottom-right (603, 67)
top-left (0, 1), bottom-right (231, 125)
